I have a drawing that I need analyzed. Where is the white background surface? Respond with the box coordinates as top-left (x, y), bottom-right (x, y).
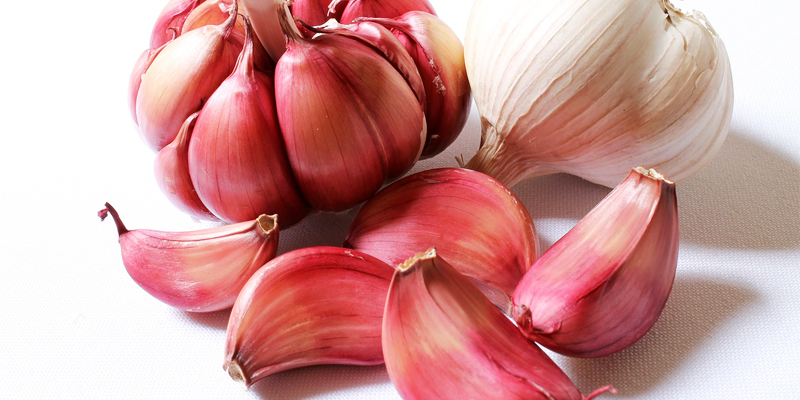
top-left (1, 0), bottom-right (798, 398)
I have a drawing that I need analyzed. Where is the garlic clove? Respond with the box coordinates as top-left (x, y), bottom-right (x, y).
top-left (513, 167), bottom-right (679, 357)
top-left (136, 5), bottom-right (243, 151)
top-left (149, 0), bottom-right (201, 49)
top-left (239, 0), bottom-right (286, 63)
top-left (154, 113), bottom-right (219, 222)
top-left (128, 44), bottom-right (166, 126)
top-left (182, 0), bottom-right (246, 38)
top-left (274, 5), bottom-right (425, 212)
top-left (306, 18), bottom-right (426, 107)
top-left (188, 18), bottom-right (309, 226)
top-left (98, 203), bottom-right (278, 312)
top-left (290, 0), bottom-right (348, 36)
top-left (340, 0), bottom-right (435, 24)
top-left (345, 168), bottom-right (538, 314)
top-left (366, 12), bottom-right (471, 158)
top-left (383, 249), bottom-right (615, 400)
top-left (464, 0), bottom-right (733, 188)
top-left (223, 246), bottom-right (393, 386)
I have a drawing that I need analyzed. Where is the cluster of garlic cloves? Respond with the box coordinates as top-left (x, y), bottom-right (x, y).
top-left (345, 168), bottom-right (539, 312)
top-left (98, 203), bottom-right (278, 312)
top-left (383, 249), bottom-right (615, 400)
top-left (129, 1), bottom-right (467, 225)
top-left (513, 167), bottom-right (679, 357)
top-left (223, 247), bottom-right (393, 386)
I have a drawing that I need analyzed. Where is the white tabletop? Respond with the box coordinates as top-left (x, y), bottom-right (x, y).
top-left (2, 0), bottom-right (798, 398)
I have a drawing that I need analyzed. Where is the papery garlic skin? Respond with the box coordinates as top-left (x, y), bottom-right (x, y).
top-left (291, 0), bottom-right (348, 34)
top-left (465, 0), bottom-right (733, 188)
top-left (136, 9), bottom-right (243, 151)
top-left (154, 113), bottom-right (218, 222)
top-left (368, 11), bottom-right (471, 158)
top-left (224, 247), bottom-right (393, 386)
top-left (345, 168), bottom-right (538, 313)
top-left (383, 250), bottom-right (615, 400)
top-left (189, 18), bottom-right (309, 226)
top-left (275, 7), bottom-right (425, 212)
top-left (99, 203), bottom-right (278, 312)
top-left (513, 167), bottom-right (679, 357)
top-left (128, 45), bottom-right (166, 126)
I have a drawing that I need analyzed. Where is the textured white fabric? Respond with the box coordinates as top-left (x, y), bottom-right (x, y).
top-left (1, 0), bottom-right (798, 398)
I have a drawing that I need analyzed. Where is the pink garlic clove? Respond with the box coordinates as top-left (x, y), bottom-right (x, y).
top-left (383, 249), bottom-right (615, 400)
top-left (188, 18), bottom-right (309, 226)
top-left (135, 4), bottom-right (243, 151)
top-left (345, 167), bottom-right (538, 313)
top-left (223, 246), bottom-right (393, 386)
top-left (154, 113), bottom-right (219, 222)
top-left (513, 167), bottom-right (680, 357)
top-left (99, 203), bottom-right (278, 312)
top-left (274, 4), bottom-right (425, 212)
top-left (367, 11), bottom-right (472, 158)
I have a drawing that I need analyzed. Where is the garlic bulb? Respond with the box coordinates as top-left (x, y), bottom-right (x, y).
top-left (339, 0), bottom-right (435, 24)
top-left (464, 0), bottom-right (733, 188)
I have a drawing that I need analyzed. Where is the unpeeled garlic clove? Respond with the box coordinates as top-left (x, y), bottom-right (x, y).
top-left (513, 167), bottom-right (679, 357)
top-left (136, 4), bottom-right (243, 151)
top-left (154, 113), bottom-right (219, 222)
top-left (366, 12), bottom-right (471, 158)
top-left (223, 246), bottom-right (393, 386)
top-left (149, 0), bottom-right (202, 49)
top-left (128, 44), bottom-right (166, 126)
top-left (383, 249), bottom-right (615, 400)
top-left (291, 0), bottom-right (348, 35)
top-left (98, 203), bottom-right (279, 312)
top-left (182, 0), bottom-right (246, 37)
top-left (339, 0), bottom-right (435, 24)
top-left (274, 4), bottom-right (425, 212)
top-left (345, 168), bottom-right (538, 313)
top-left (188, 17), bottom-right (309, 226)
top-left (306, 18), bottom-right (426, 107)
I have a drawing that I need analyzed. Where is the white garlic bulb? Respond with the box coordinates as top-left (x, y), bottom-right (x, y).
top-left (464, 0), bottom-right (733, 188)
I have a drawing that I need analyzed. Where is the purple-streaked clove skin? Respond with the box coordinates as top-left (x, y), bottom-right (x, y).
top-left (383, 249), bottom-right (615, 400)
top-left (223, 246), bottom-right (393, 386)
top-left (513, 167), bottom-right (679, 357)
top-left (154, 113), bottom-right (218, 222)
top-left (99, 203), bottom-right (278, 312)
top-left (188, 18), bottom-right (309, 226)
top-left (274, 4), bottom-right (425, 212)
top-left (338, 0), bottom-right (435, 24)
top-left (305, 18), bottom-right (426, 108)
top-left (345, 168), bottom-right (538, 313)
top-left (366, 12), bottom-right (471, 158)
top-left (136, 3), bottom-right (243, 151)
